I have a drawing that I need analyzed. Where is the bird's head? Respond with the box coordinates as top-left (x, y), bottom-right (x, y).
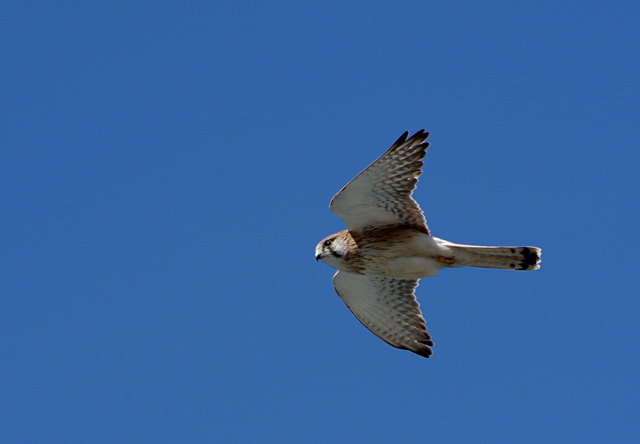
top-left (315, 231), bottom-right (351, 268)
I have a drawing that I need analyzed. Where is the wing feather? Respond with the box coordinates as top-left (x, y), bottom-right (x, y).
top-left (332, 270), bottom-right (434, 358)
top-left (329, 130), bottom-right (430, 233)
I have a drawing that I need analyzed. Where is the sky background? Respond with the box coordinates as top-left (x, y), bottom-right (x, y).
top-left (2, 1), bottom-right (639, 443)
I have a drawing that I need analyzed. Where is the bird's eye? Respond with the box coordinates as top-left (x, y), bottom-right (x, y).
top-left (324, 240), bottom-right (332, 247)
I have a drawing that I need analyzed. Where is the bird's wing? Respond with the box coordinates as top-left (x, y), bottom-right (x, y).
top-left (332, 270), bottom-right (434, 358)
top-left (329, 130), bottom-right (430, 234)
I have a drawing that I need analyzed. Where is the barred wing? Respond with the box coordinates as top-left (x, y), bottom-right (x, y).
top-left (329, 130), bottom-right (430, 233)
top-left (333, 270), bottom-right (434, 358)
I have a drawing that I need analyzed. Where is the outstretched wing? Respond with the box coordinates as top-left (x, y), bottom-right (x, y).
top-left (332, 270), bottom-right (434, 358)
top-left (329, 130), bottom-right (430, 233)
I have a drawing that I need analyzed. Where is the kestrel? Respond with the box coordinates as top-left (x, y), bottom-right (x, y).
top-left (315, 130), bottom-right (541, 358)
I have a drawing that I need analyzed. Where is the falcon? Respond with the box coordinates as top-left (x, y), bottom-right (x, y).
top-left (315, 130), bottom-right (541, 358)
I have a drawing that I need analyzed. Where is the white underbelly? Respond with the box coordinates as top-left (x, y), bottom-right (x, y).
top-left (383, 256), bottom-right (446, 279)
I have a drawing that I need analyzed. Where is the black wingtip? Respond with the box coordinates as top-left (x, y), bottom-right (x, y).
top-left (414, 346), bottom-right (433, 358)
top-left (390, 129), bottom-right (430, 151)
top-left (390, 131), bottom-right (410, 149)
top-left (411, 128), bottom-right (428, 137)
top-left (408, 129), bottom-right (430, 146)
top-left (412, 337), bottom-right (434, 358)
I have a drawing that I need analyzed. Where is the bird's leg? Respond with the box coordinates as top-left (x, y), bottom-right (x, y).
top-left (436, 256), bottom-right (456, 265)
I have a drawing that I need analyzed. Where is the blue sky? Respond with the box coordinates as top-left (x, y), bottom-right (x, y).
top-left (2, 1), bottom-right (639, 442)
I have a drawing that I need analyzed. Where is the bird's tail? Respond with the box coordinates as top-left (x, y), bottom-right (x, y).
top-left (436, 239), bottom-right (542, 271)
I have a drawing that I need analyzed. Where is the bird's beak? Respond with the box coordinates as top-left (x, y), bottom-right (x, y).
top-left (315, 252), bottom-right (322, 261)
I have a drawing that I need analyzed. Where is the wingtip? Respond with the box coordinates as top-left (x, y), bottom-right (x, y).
top-left (413, 345), bottom-right (433, 358)
top-left (408, 336), bottom-right (434, 358)
top-left (390, 129), bottom-right (430, 151)
top-left (409, 129), bottom-right (430, 144)
top-left (390, 131), bottom-right (410, 149)
top-left (413, 128), bottom-right (428, 137)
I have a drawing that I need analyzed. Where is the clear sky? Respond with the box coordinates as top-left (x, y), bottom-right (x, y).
top-left (2, 1), bottom-right (639, 443)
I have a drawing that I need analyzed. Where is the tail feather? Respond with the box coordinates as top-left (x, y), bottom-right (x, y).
top-left (441, 241), bottom-right (542, 271)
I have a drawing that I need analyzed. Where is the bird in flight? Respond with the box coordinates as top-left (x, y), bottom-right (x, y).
top-left (315, 130), bottom-right (541, 358)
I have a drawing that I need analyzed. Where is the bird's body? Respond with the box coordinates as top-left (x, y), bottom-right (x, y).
top-left (319, 227), bottom-right (450, 279)
top-left (315, 130), bottom-right (541, 358)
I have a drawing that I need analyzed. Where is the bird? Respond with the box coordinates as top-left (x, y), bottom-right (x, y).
top-left (315, 129), bottom-right (541, 358)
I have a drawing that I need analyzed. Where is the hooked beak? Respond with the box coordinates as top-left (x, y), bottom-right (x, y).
top-left (315, 245), bottom-right (323, 261)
